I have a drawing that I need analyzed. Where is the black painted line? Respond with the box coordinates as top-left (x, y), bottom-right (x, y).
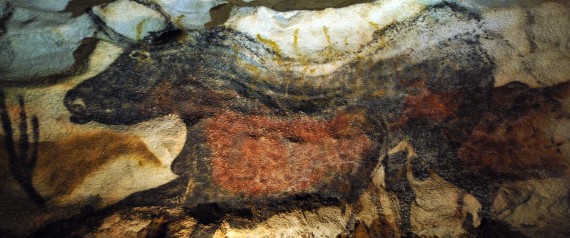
top-left (0, 91), bottom-right (45, 207)
top-left (18, 96), bottom-right (29, 165)
top-left (0, 90), bottom-right (18, 167)
top-left (30, 116), bottom-right (40, 173)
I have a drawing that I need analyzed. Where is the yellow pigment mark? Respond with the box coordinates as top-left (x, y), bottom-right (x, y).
top-left (355, 55), bottom-right (364, 78)
top-left (232, 44), bottom-right (239, 60)
top-left (292, 55), bottom-right (309, 84)
top-left (232, 54), bottom-right (265, 81)
top-left (174, 15), bottom-right (189, 43)
top-left (137, 55), bottom-right (152, 63)
top-left (242, 63), bottom-right (261, 80)
top-left (135, 20), bottom-right (146, 41)
top-left (301, 65), bottom-right (309, 79)
top-left (368, 58), bottom-right (374, 68)
top-left (323, 26), bottom-right (340, 60)
top-left (234, 48), bottom-right (262, 82)
top-left (344, 37), bottom-right (349, 47)
top-left (323, 26), bottom-right (332, 48)
top-left (133, 51), bottom-right (152, 69)
top-left (378, 36), bottom-right (388, 49)
top-left (257, 34), bottom-right (282, 60)
top-left (369, 21), bottom-right (381, 30)
top-left (293, 29), bottom-right (299, 52)
top-left (174, 15), bottom-right (185, 27)
top-left (371, 89), bottom-right (386, 97)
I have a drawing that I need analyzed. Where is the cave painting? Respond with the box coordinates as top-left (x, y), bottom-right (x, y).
top-left (60, 2), bottom-right (568, 229)
top-left (64, 3), bottom-right (492, 208)
top-left (1, 1), bottom-right (568, 237)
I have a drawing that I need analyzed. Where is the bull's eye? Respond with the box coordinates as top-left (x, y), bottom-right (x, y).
top-left (129, 50), bottom-right (151, 62)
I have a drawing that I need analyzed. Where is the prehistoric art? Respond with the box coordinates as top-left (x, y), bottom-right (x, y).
top-left (1, 0), bottom-right (569, 237)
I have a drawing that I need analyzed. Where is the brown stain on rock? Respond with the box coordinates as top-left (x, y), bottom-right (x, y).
top-left (392, 89), bottom-right (462, 129)
top-left (30, 131), bottom-right (161, 201)
top-left (368, 216), bottom-right (401, 238)
top-left (203, 110), bottom-right (374, 196)
top-left (347, 217), bottom-right (400, 238)
top-left (351, 222), bottom-right (370, 238)
top-left (458, 82), bottom-right (569, 179)
top-left (151, 81), bottom-right (173, 109)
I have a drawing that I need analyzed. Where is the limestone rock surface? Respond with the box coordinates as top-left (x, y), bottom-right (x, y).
top-left (92, 0), bottom-right (168, 41)
top-left (1, 0), bottom-right (570, 237)
top-left (481, 2), bottom-right (570, 87)
top-left (7, 0), bottom-right (71, 12)
top-left (153, 0), bottom-right (227, 29)
top-left (492, 178), bottom-right (570, 238)
top-left (0, 6), bottom-right (95, 82)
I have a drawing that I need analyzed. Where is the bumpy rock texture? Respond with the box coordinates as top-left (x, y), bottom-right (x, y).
top-left (0, 5), bottom-right (96, 82)
top-left (1, 0), bottom-right (569, 237)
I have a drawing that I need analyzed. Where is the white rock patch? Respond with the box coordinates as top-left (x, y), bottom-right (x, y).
top-left (93, 0), bottom-right (168, 41)
top-left (154, 0), bottom-right (227, 29)
top-left (216, 207), bottom-right (351, 237)
top-left (492, 178), bottom-right (570, 238)
top-left (225, 0), bottom-right (440, 59)
top-left (9, 0), bottom-right (70, 12)
top-left (481, 2), bottom-right (570, 87)
top-left (0, 7), bottom-right (95, 81)
top-left (409, 172), bottom-right (482, 237)
top-left (63, 154), bottom-right (177, 208)
top-left (225, 0), bottom-right (570, 88)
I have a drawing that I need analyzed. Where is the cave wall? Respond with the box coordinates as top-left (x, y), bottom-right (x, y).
top-left (0, 0), bottom-right (569, 237)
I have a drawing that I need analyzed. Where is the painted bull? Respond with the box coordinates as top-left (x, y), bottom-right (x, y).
top-left (64, 2), bottom-right (526, 224)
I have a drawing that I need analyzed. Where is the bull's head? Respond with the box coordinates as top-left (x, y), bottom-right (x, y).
top-left (65, 46), bottom-right (178, 125)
